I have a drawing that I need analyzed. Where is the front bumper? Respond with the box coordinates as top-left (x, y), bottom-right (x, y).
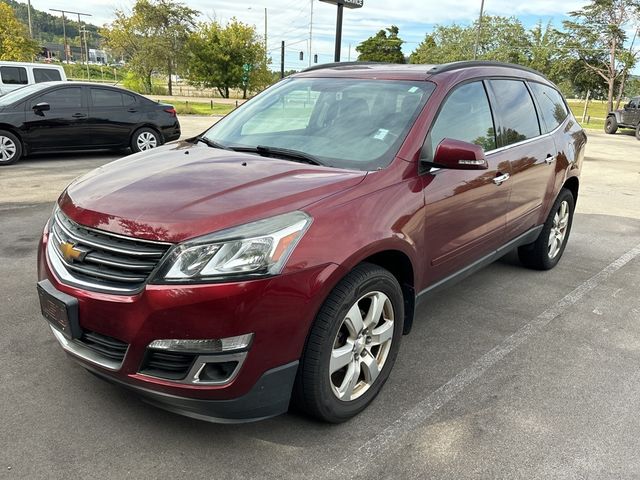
top-left (38, 225), bottom-right (343, 422)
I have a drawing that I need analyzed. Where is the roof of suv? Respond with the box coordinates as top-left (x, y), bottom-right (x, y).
top-left (294, 60), bottom-right (552, 84)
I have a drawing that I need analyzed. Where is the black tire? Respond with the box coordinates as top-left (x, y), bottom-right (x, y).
top-left (293, 263), bottom-right (404, 423)
top-left (130, 127), bottom-right (161, 153)
top-left (604, 116), bottom-right (618, 134)
top-left (0, 129), bottom-right (22, 166)
top-left (636, 123), bottom-right (640, 141)
top-left (518, 188), bottom-right (575, 270)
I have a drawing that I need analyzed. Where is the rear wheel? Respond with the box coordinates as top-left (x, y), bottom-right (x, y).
top-left (636, 123), bottom-right (640, 140)
top-left (131, 127), bottom-right (161, 153)
top-left (604, 116), bottom-right (618, 134)
top-left (294, 263), bottom-right (404, 423)
top-left (0, 130), bottom-right (22, 166)
top-left (518, 188), bottom-right (575, 270)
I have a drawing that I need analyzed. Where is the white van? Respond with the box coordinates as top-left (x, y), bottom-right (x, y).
top-left (0, 61), bottom-right (67, 95)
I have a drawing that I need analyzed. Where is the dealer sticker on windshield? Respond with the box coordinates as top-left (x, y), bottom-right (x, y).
top-left (373, 129), bottom-right (389, 140)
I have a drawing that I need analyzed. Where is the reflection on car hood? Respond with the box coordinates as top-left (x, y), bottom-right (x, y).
top-left (59, 142), bottom-right (367, 242)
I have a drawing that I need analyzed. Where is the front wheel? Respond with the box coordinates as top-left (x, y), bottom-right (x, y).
top-left (131, 127), bottom-right (161, 153)
top-left (294, 263), bottom-right (404, 423)
top-left (518, 188), bottom-right (575, 270)
top-left (604, 116), bottom-right (618, 134)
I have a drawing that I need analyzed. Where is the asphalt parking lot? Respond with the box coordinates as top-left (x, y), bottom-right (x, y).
top-left (1, 119), bottom-right (639, 479)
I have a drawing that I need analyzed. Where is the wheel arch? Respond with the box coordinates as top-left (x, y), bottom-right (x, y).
top-left (563, 176), bottom-right (579, 204)
top-left (353, 248), bottom-right (417, 335)
top-left (130, 124), bottom-right (164, 144)
top-left (0, 124), bottom-right (24, 145)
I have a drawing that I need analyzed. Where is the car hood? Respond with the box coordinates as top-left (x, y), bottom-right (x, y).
top-left (59, 141), bottom-right (367, 243)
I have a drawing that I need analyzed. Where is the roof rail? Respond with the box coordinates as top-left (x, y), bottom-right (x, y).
top-left (301, 61), bottom-right (385, 73)
top-left (427, 60), bottom-right (544, 77)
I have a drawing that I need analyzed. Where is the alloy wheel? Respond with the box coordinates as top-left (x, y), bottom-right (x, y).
top-left (329, 291), bottom-right (394, 401)
top-left (0, 135), bottom-right (17, 163)
top-left (136, 131), bottom-right (158, 151)
top-left (548, 200), bottom-right (570, 259)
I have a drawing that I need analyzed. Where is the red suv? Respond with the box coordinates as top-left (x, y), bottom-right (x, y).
top-left (37, 61), bottom-right (586, 423)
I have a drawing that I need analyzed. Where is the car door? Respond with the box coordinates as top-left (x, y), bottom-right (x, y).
top-left (486, 79), bottom-right (553, 241)
top-left (422, 80), bottom-right (511, 282)
top-left (88, 87), bottom-right (141, 147)
top-left (628, 99), bottom-right (640, 126)
top-left (23, 85), bottom-right (90, 151)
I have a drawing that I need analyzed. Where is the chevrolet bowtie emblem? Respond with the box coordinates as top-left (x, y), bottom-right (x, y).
top-left (58, 241), bottom-right (87, 263)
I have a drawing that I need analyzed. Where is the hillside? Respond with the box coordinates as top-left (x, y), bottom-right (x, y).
top-left (6, 0), bottom-right (102, 48)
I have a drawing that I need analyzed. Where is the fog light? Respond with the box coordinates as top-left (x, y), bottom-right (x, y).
top-left (148, 334), bottom-right (253, 353)
top-left (198, 361), bottom-right (239, 382)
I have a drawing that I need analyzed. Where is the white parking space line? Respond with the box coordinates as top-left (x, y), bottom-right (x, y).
top-left (323, 242), bottom-right (640, 479)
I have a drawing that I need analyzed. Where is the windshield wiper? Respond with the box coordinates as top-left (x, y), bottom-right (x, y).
top-left (231, 145), bottom-right (326, 166)
top-left (195, 136), bottom-right (229, 150)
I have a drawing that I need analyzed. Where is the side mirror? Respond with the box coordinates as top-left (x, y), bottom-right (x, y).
top-left (32, 102), bottom-right (50, 113)
top-left (431, 138), bottom-right (488, 170)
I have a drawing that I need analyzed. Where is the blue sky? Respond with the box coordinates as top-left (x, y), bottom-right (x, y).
top-left (25, 0), bottom-right (639, 73)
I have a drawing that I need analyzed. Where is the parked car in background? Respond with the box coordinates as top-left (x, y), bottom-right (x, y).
top-left (0, 61), bottom-right (66, 95)
top-left (37, 61), bottom-right (585, 424)
top-left (605, 96), bottom-right (640, 140)
top-left (0, 81), bottom-right (180, 165)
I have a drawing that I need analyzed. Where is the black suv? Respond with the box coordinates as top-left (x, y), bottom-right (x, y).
top-left (605, 96), bottom-right (640, 139)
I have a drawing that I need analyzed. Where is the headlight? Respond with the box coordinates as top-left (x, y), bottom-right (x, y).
top-left (153, 211), bottom-right (312, 283)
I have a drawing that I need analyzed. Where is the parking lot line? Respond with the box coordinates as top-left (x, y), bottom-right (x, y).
top-left (323, 242), bottom-right (640, 479)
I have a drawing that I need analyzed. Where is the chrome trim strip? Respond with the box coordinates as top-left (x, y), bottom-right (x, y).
top-left (54, 210), bottom-right (171, 247)
top-left (47, 237), bottom-right (138, 293)
top-left (138, 352), bottom-right (248, 386)
top-left (49, 325), bottom-right (126, 371)
top-left (54, 215), bottom-right (166, 258)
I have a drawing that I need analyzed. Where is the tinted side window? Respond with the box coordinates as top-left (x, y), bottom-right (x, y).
top-left (488, 80), bottom-right (540, 146)
top-left (429, 81), bottom-right (496, 155)
top-left (1, 66), bottom-right (28, 85)
top-left (528, 82), bottom-right (569, 133)
top-left (629, 99), bottom-right (638, 109)
top-left (35, 87), bottom-right (83, 109)
top-left (91, 88), bottom-right (123, 107)
top-left (33, 68), bottom-right (62, 83)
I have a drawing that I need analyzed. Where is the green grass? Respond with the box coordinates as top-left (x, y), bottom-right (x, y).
top-left (170, 101), bottom-right (235, 116)
top-left (567, 99), bottom-right (609, 131)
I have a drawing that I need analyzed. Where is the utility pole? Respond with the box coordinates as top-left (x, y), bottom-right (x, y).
top-left (473, 0), bottom-right (485, 60)
top-left (50, 9), bottom-right (92, 65)
top-left (264, 7), bottom-right (268, 58)
top-left (81, 28), bottom-right (90, 79)
top-left (308, 0), bottom-right (313, 67)
top-left (281, 41), bottom-right (285, 79)
top-left (27, 0), bottom-right (33, 38)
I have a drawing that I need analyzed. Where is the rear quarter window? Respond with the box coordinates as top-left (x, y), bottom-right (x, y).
top-left (488, 79), bottom-right (541, 146)
top-left (33, 68), bottom-right (62, 83)
top-left (528, 82), bottom-right (569, 133)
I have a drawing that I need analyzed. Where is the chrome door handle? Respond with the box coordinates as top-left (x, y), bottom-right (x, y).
top-left (493, 173), bottom-right (510, 186)
top-left (545, 154), bottom-right (556, 165)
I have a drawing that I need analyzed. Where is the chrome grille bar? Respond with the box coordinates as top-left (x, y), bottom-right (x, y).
top-left (47, 210), bottom-right (172, 294)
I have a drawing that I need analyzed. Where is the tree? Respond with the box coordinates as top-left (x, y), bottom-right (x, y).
top-left (409, 17), bottom-right (532, 65)
top-left (185, 19), bottom-right (270, 99)
top-left (561, 0), bottom-right (640, 112)
top-left (356, 25), bottom-right (405, 63)
top-left (101, 0), bottom-right (197, 94)
top-left (0, 2), bottom-right (39, 61)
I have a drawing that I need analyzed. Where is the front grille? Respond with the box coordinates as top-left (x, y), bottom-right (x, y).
top-left (79, 330), bottom-right (129, 363)
top-left (49, 210), bottom-right (172, 293)
top-left (140, 350), bottom-right (197, 380)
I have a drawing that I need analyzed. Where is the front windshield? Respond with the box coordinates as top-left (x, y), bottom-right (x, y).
top-left (0, 83), bottom-right (51, 106)
top-left (203, 77), bottom-right (435, 171)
